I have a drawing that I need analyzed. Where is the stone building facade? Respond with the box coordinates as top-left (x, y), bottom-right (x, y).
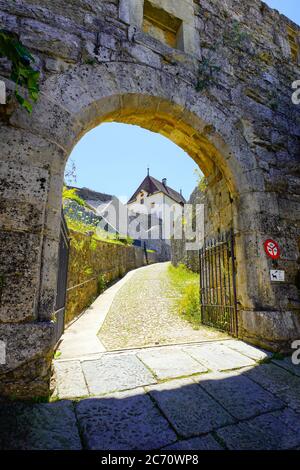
top-left (0, 0), bottom-right (300, 397)
top-left (127, 172), bottom-right (185, 260)
top-left (171, 185), bottom-right (205, 273)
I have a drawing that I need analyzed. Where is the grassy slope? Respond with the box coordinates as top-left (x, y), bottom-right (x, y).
top-left (168, 263), bottom-right (201, 328)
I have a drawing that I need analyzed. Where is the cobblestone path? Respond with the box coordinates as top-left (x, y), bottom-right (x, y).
top-left (98, 262), bottom-right (228, 350)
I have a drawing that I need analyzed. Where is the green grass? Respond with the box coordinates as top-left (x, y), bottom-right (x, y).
top-left (62, 186), bottom-right (86, 206)
top-left (168, 263), bottom-right (201, 327)
top-left (65, 215), bottom-right (132, 246)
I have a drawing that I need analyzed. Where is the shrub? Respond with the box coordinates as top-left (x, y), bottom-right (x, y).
top-left (97, 274), bottom-right (107, 295)
top-left (168, 264), bottom-right (200, 328)
top-left (178, 283), bottom-right (201, 325)
top-left (62, 187), bottom-right (86, 206)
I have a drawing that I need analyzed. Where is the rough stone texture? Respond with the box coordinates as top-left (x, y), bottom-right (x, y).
top-left (216, 408), bottom-right (300, 450)
top-left (138, 347), bottom-right (208, 380)
top-left (81, 354), bottom-right (156, 395)
top-left (224, 339), bottom-right (272, 361)
top-left (163, 435), bottom-right (223, 451)
top-left (76, 389), bottom-right (177, 450)
top-left (0, 322), bottom-right (56, 399)
top-left (184, 343), bottom-right (256, 371)
top-left (171, 185), bottom-right (205, 273)
top-left (54, 360), bottom-right (88, 399)
top-left (0, 0), bottom-right (299, 397)
top-left (272, 357), bottom-right (300, 377)
top-left (2, 340), bottom-right (300, 450)
top-left (194, 370), bottom-right (284, 420)
top-left (244, 363), bottom-right (300, 413)
top-left (0, 401), bottom-right (82, 450)
top-left (147, 378), bottom-right (234, 437)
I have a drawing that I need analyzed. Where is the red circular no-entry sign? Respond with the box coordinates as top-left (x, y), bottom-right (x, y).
top-left (264, 239), bottom-right (281, 260)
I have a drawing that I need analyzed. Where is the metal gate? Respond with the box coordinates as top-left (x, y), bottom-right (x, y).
top-left (54, 212), bottom-right (70, 343)
top-left (199, 229), bottom-right (238, 336)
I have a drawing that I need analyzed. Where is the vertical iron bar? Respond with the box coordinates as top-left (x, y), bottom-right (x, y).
top-left (199, 248), bottom-right (203, 324)
top-left (213, 237), bottom-right (219, 327)
top-left (218, 234), bottom-right (224, 328)
top-left (222, 232), bottom-right (228, 331)
top-left (230, 228), bottom-right (238, 337)
top-left (227, 231), bottom-right (233, 334)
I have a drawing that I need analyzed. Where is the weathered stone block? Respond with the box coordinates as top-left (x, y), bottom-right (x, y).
top-left (239, 310), bottom-right (300, 351)
top-left (194, 370), bottom-right (284, 420)
top-left (216, 408), bottom-right (300, 450)
top-left (184, 343), bottom-right (256, 371)
top-left (0, 231), bottom-right (44, 322)
top-left (76, 388), bottom-right (176, 450)
top-left (147, 378), bottom-right (234, 437)
top-left (0, 401), bottom-right (82, 450)
top-left (0, 161), bottom-right (49, 205)
top-left (81, 354), bottom-right (156, 395)
top-left (137, 347), bottom-right (208, 380)
top-left (20, 19), bottom-right (81, 61)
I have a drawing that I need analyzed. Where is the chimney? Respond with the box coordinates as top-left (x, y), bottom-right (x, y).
top-left (162, 178), bottom-right (167, 186)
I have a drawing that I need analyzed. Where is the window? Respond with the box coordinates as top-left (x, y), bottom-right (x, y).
top-left (143, 0), bottom-right (182, 49)
top-left (151, 202), bottom-right (155, 208)
top-left (140, 198), bottom-right (144, 205)
top-left (287, 25), bottom-right (299, 64)
top-left (119, 0), bottom-right (197, 56)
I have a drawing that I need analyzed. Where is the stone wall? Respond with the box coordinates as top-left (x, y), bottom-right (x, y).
top-left (171, 186), bottom-right (204, 273)
top-left (0, 0), bottom-right (300, 398)
top-left (65, 230), bottom-right (156, 325)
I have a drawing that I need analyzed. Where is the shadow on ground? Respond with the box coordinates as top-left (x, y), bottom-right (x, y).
top-left (1, 363), bottom-right (300, 451)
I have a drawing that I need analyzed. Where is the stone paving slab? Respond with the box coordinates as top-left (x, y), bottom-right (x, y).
top-left (76, 388), bottom-right (177, 450)
top-left (216, 408), bottom-right (300, 450)
top-left (184, 343), bottom-right (256, 371)
top-left (54, 360), bottom-right (89, 399)
top-left (137, 347), bottom-right (208, 381)
top-left (224, 340), bottom-right (272, 361)
top-left (244, 363), bottom-right (300, 413)
top-left (146, 378), bottom-right (234, 438)
top-left (163, 435), bottom-right (223, 450)
top-left (194, 370), bottom-right (284, 420)
top-left (272, 357), bottom-right (300, 377)
top-left (0, 401), bottom-right (82, 450)
top-left (81, 354), bottom-right (156, 396)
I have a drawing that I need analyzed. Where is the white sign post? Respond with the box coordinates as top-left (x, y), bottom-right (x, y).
top-left (0, 80), bottom-right (6, 104)
top-left (270, 270), bottom-right (285, 282)
top-left (0, 340), bottom-right (6, 365)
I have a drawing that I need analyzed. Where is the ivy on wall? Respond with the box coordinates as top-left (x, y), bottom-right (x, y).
top-left (0, 29), bottom-right (40, 113)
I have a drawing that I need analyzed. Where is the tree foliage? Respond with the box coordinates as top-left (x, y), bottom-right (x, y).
top-left (0, 29), bottom-right (40, 113)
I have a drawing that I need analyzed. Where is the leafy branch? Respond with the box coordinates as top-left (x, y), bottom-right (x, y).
top-left (0, 29), bottom-right (40, 113)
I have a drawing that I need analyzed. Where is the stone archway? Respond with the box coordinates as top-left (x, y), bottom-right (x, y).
top-left (0, 0), bottom-right (299, 398)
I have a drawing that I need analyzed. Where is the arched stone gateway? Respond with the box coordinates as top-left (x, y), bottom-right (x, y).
top-left (0, 0), bottom-right (299, 398)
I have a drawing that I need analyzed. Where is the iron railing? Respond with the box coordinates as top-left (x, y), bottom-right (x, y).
top-left (54, 212), bottom-right (70, 343)
top-left (199, 229), bottom-right (238, 336)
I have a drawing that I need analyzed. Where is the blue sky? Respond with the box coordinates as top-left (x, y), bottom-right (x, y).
top-left (67, 0), bottom-right (299, 201)
top-left (264, 0), bottom-right (300, 25)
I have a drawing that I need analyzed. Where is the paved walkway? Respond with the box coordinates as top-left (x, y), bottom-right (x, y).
top-left (56, 269), bottom-right (138, 360)
top-left (1, 340), bottom-right (300, 450)
top-left (2, 263), bottom-right (300, 450)
top-left (99, 262), bottom-right (227, 350)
